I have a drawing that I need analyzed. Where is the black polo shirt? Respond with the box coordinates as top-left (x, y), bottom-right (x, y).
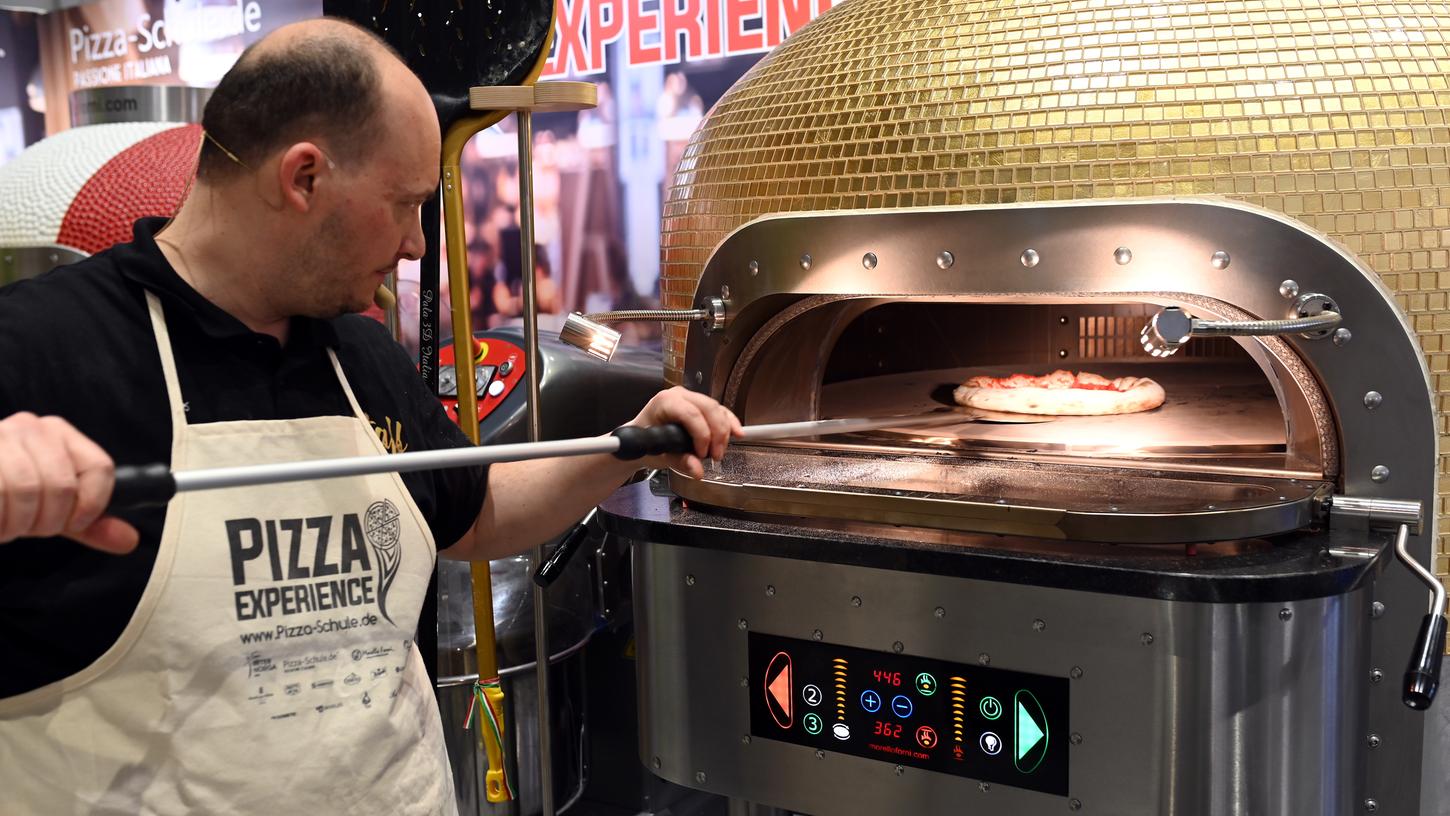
top-left (0, 217), bottom-right (487, 698)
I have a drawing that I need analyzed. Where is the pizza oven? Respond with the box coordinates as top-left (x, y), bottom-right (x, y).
top-left (598, 199), bottom-right (1442, 815)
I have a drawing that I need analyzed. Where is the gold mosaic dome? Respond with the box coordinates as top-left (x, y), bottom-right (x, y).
top-left (660, 0), bottom-right (1450, 562)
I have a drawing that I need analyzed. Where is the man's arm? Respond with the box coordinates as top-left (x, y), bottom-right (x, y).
top-left (440, 386), bottom-right (740, 562)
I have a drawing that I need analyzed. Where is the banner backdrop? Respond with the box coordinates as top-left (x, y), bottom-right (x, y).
top-left (36, 0), bottom-right (314, 132)
top-left (15, 0), bottom-right (838, 355)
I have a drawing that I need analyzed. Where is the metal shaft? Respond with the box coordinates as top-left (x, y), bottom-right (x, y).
top-left (172, 436), bottom-right (622, 494)
top-left (517, 108), bottom-right (555, 816)
top-left (737, 412), bottom-right (964, 442)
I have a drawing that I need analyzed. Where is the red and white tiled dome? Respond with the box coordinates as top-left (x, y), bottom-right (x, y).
top-left (0, 122), bottom-right (202, 255)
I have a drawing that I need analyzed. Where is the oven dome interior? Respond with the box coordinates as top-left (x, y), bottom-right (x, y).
top-left (729, 298), bottom-right (1331, 480)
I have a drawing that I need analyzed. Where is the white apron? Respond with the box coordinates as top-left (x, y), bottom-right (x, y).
top-left (0, 292), bottom-right (457, 815)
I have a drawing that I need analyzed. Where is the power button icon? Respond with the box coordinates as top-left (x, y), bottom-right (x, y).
top-left (979, 696), bottom-right (1003, 720)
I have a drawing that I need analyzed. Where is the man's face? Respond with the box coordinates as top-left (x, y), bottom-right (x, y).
top-left (288, 92), bottom-right (439, 319)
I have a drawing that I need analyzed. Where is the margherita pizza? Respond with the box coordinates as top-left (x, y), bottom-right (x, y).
top-left (953, 369), bottom-right (1165, 416)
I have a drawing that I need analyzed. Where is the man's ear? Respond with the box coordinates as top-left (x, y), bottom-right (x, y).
top-left (275, 142), bottom-right (331, 213)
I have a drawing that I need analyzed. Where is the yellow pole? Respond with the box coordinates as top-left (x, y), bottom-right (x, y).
top-left (443, 12), bottom-right (558, 804)
top-left (441, 109), bottom-right (512, 804)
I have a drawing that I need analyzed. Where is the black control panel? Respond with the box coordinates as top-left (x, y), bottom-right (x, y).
top-left (748, 632), bottom-right (1069, 796)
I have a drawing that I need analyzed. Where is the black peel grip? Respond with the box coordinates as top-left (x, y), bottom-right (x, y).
top-left (611, 424), bottom-right (692, 461)
top-left (107, 464), bottom-right (177, 513)
top-left (1404, 613), bottom-right (1446, 710)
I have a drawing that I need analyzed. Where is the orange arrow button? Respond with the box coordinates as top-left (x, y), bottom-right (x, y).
top-left (765, 651), bottom-right (793, 728)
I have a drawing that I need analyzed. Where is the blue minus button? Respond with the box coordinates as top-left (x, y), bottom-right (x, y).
top-left (891, 695), bottom-right (913, 718)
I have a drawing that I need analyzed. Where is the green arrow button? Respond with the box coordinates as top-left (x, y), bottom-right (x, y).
top-left (1013, 689), bottom-right (1049, 773)
top-left (1016, 701), bottom-right (1043, 760)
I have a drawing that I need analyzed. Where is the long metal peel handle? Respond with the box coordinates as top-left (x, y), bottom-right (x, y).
top-left (105, 435), bottom-right (624, 513)
top-left (1395, 522), bottom-right (1448, 710)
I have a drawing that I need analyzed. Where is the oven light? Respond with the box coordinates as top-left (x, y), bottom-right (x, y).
top-left (559, 312), bottom-right (623, 362)
top-left (1140, 307), bottom-right (1193, 357)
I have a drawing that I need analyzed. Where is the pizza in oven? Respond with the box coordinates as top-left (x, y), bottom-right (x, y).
top-left (952, 369), bottom-right (1166, 416)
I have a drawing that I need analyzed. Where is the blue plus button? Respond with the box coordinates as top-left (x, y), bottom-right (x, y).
top-left (860, 690), bottom-right (882, 712)
top-left (891, 695), bottom-right (914, 718)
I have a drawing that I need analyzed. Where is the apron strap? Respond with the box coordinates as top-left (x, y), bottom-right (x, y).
top-left (144, 291), bottom-right (189, 429)
top-left (327, 349), bottom-right (371, 424)
top-left (146, 289), bottom-right (376, 440)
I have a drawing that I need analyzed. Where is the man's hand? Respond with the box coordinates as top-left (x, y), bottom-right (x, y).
top-left (0, 413), bottom-right (138, 553)
top-left (626, 386), bottom-right (742, 478)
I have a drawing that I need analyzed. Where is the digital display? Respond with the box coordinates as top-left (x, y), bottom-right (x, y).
top-left (748, 632), bottom-right (1069, 796)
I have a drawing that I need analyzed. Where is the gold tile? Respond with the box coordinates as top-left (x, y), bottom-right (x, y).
top-left (660, 0), bottom-right (1450, 614)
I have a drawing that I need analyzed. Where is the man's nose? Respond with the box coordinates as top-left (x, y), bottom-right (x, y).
top-left (398, 213), bottom-right (426, 262)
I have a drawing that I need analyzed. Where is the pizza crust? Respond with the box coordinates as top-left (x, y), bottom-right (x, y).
top-left (953, 377), bottom-right (1165, 416)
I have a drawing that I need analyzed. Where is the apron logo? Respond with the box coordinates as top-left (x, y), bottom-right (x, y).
top-left (364, 499), bottom-right (402, 625)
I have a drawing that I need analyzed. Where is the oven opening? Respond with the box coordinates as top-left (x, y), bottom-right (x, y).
top-left (693, 296), bottom-right (1336, 543)
top-left (726, 298), bottom-right (1332, 480)
top-left (819, 301), bottom-right (1283, 461)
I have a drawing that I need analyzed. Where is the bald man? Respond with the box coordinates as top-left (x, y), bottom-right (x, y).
top-left (0, 19), bottom-right (737, 814)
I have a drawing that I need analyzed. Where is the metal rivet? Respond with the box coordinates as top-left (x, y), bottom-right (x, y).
top-left (1020, 248), bottom-right (1040, 267)
top-left (937, 251), bottom-right (955, 269)
top-left (1280, 279), bottom-right (1299, 298)
top-left (1070, 732), bottom-right (1083, 745)
top-left (1371, 668), bottom-right (1384, 684)
top-left (750, 259), bottom-right (762, 275)
top-left (1206, 505), bottom-right (1217, 510)
top-left (742, 734), bottom-right (752, 744)
top-left (652, 756), bottom-right (662, 769)
top-left (1367, 733), bottom-right (1382, 749)
top-left (1033, 619), bottom-right (1047, 632)
top-left (685, 575), bottom-right (696, 586)
top-left (934, 607), bottom-right (946, 619)
top-left (1364, 799), bottom-right (1379, 812)
top-left (1364, 391), bottom-right (1383, 410)
top-left (862, 252), bottom-right (878, 270)
top-left (1371, 465), bottom-right (1390, 483)
top-left (1140, 632), bottom-right (1154, 646)
top-left (1210, 250), bottom-right (1231, 269)
top-left (1279, 608), bottom-right (1293, 622)
top-left (720, 285), bottom-right (730, 299)
top-left (1058, 349), bottom-right (1069, 359)
top-left (814, 749), bottom-right (825, 760)
top-left (978, 653), bottom-right (991, 666)
top-left (893, 641), bottom-right (905, 654)
top-left (812, 629), bottom-right (824, 641)
top-left (1059, 315), bottom-right (1069, 325)
top-left (694, 371), bottom-right (703, 385)
top-left (766, 585), bottom-right (776, 597)
top-left (795, 255), bottom-right (808, 271)
top-left (1070, 666), bottom-right (1084, 679)
top-left (1114, 246), bottom-right (1133, 265)
top-left (1069, 799), bottom-right (1083, 811)
top-left (851, 595), bottom-right (862, 607)
top-left (695, 771), bottom-right (707, 784)
top-left (1372, 601), bottom-right (1385, 618)
top-left (740, 676), bottom-right (748, 687)
top-left (1333, 328), bottom-right (1352, 346)
top-left (894, 764), bottom-right (905, 776)
top-left (738, 618), bottom-right (748, 630)
top-left (978, 781), bottom-right (991, 792)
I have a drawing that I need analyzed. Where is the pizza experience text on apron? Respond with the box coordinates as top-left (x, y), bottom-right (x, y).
top-left (0, 292), bottom-right (458, 815)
